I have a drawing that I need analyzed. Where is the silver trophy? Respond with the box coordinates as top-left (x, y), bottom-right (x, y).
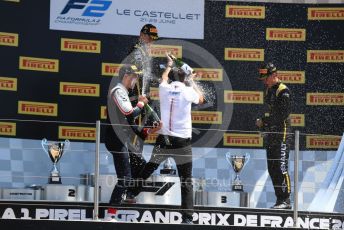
top-left (226, 153), bottom-right (250, 191)
top-left (42, 138), bottom-right (70, 184)
top-left (160, 157), bottom-right (176, 175)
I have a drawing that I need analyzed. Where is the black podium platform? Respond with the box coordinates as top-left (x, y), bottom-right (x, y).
top-left (0, 201), bottom-right (343, 229)
top-left (0, 218), bottom-right (308, 230)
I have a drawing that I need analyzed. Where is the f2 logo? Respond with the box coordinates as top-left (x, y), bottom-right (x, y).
top-left (61, 0), bottom-right (112, 17)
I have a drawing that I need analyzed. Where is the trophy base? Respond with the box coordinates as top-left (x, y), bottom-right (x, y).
top-left (232, 184), bottom-right (243, 191)
top-left (160, 169), bottom-right (176, 175)
top-left (49, 176), bottom-right (62, 184)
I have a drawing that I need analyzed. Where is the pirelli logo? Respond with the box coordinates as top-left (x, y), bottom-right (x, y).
top-left (224, 133), bottom-right (263, 147)
top-left (266, 28), bottom-right (306, 41)
top-left (101, 106), bottom-right (107, 120)
top-left (0, 77), bottom-right (17, 91)
top-left (226, 5), bottom-right (265, 19)
top-left (145, 133), bottom-right (158, 144)
top-left (102, 63), bottom-right (122, 76)
top-left (307, 50), bottom-right (344, 63)
top-left (59, 126), bottom-right (96, 141)
top-left (307, 93), bottom-right (344, 106)
top-left (18, 101), bottom-right (58, 116)
top-left (290, 114), bottom-right (305, 127)
top-left (225, 48), bottom-right (264, 61)
top-left (19, 56), bottom-right (59, 72)
top-left (306, 135), bottom-right (341, 149)
top-left (224, 91), bottom-right (263, 104)
top-left (308, 7), bottom-right (344, 20)
top-left (61, 38), bottom-right (101, 53)
top-left (0, 32), bottom-right (18, 46)
top-left (0, 122), bottom-right (16, 136)
top-left (150, 45), bottom-right (182, 58)
top-left (276, 71), bottom-right (305, 84)
top-left (60, 82), bottom-right (100, 97)
top-left (192, 111), bottom-right (222, 124)
top-left (149, 87), bottom-right (159, 100)
top-left (193, 68), bottom-right (223, 81)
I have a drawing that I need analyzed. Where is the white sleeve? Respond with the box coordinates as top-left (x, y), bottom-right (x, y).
top-left (185, 87), bottom-right (200, 104)
top-left (112, 88), bottom-right (133, 115)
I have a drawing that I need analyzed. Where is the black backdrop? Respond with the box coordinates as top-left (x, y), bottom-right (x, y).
top-left (0, 0), bottom-right (343, 150)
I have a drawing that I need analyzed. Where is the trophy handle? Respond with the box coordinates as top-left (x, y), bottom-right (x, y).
top-left (225, 152), bottom-right (231, 165)
top-left (63, 139), bottom-right (70, 151)
top-left (242, 153), bottom-right (250, 171)
top-left (41, 138), bottom-right (50, 158)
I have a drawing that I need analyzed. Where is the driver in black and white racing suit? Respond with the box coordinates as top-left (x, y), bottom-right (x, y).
top-left (105, 64), bottom-right (161, 205)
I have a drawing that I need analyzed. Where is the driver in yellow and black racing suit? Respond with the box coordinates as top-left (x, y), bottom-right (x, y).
top-left (256, 62), bottom-right (292, 209)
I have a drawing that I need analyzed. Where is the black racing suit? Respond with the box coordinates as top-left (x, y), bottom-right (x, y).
top-left (127, 41), bottom-right (150, 73)
top-left (105, 42), bottom-right (152, 205)
top-left (127, 41), bottom-right (152, 96)
top-left (126, 41), bottom-right (162, 136)
top-left (105, 83), bottom-right (148, 204)
top-left (127, 41), bottom-right (162, 98)
top-left (260, 82), bottom-right (292, 203)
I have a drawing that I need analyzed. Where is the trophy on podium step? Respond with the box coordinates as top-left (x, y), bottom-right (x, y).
top-left (160, 157), bottom-right (176, 175)
top-left (42, 138), bottom-right (70, 184)
top-left (226, 152), bottom-right (250, 191)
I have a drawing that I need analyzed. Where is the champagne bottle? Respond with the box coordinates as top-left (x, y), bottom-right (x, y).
top-left (144, 104), bottom-right (160, 123)
top-left (168, 54), bottom-right (195, 76)
top-left (168, 54), bottom-right (184, 67)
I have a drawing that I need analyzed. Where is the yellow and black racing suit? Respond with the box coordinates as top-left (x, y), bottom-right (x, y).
top-left (261, 82), bottom-right (292, 203)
